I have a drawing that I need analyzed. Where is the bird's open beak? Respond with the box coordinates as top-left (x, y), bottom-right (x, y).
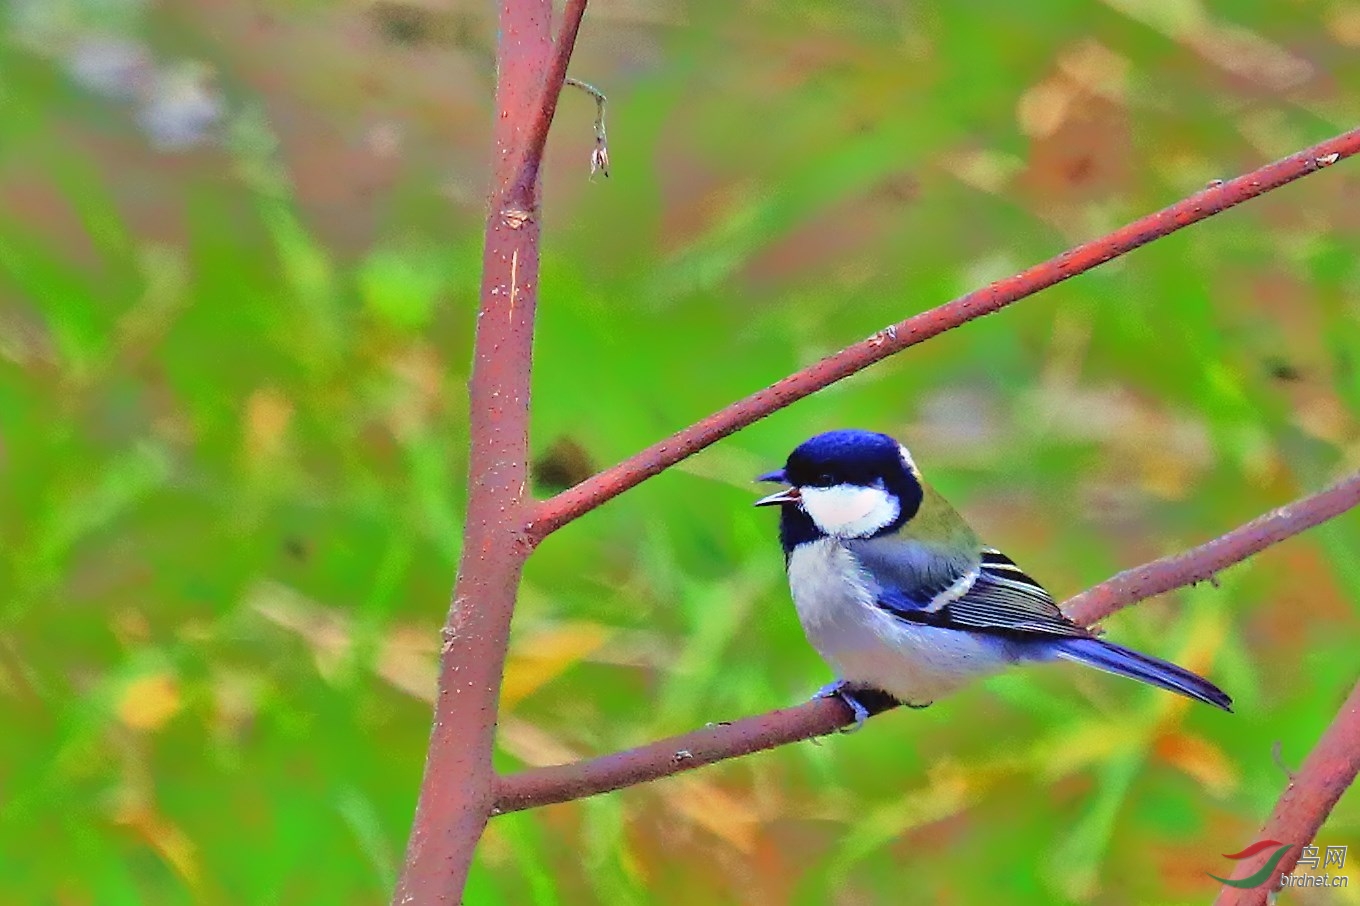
top-left (754, 486), bottom-right (800, 508)
top-left (754, 468), bottom-right (799, 506)
top-left (754, 487), bottom-right (800, 507)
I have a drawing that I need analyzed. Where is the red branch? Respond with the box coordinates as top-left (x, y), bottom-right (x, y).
top-left (493, 470), bottom-right (1360, 814)
top-left (1213, 679), bottom-right (1360, 906)
top-left (1064, 469), bottom-right (1360, 626)
top-left (508, 0), bottom-right (590, 206)
top-left (493, 697), bottom-right (857, 814)
top-left (529, 128), bottom-right (1360, 540)
top-left (391, 0), bottom-right (566, 902)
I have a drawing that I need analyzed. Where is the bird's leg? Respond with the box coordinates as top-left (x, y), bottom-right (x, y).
top-left (814, 679), bottom-right (871, 732)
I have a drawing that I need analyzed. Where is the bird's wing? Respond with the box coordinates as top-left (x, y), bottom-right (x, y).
top-left (876, 547), bottom-right (1089, 638)
top-left (847, 535), bottom-right (979, 611)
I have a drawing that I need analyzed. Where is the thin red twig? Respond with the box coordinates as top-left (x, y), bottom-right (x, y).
top-left (1213, 679), bottom-right (1360, 906)
top-left (528, 128), bottom-right (1360, 540)
top-left (507, 0), bottom-right (590, 206)
top-left (494, 470), bottom-right (1360, 813)
top-left (493, 697), bottom-right (856, 815)
top-left (1065, 468), bottom-right (1360, 626)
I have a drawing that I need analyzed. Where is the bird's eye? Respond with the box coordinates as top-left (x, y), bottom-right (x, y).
top-left (814, 472), bottom-right (836, 486)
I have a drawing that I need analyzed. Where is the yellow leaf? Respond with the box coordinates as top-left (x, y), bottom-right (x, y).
top-left (1017, 78), bottom-right (1074, 138)
top-left (497, 717), bottom-right (581, 767)
top-left (243, 387), bottom-right (293, 462)
top-left (113, 798), bottom-right (203, 890)
top-left (117, 673), bottom-right (182, 731)
top-left (1328, 3), bottom-right (1360, 47)
top-left (376, 625), bottom-right (438, 702)
top-left (1030, 720), bottom-right (1137, 781)
top-left (1057, 39), bottom-right (1129, 100)
top-left (1156, 731), bottom-right (1238, 797)
top-left (658, 778), bottom-right (761, 854)
top-left (831, 759), bottom-right (988, 872)
top-left (501, 622), bottom-right (612, 709)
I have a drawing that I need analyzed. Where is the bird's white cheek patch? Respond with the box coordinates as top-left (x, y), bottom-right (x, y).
top-left (800, 485), bottom-right (900, 538)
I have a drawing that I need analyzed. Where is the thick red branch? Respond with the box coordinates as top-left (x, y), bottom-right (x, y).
top-left (1213, 679), bottom-right (1360, 905)
top-left (495, 471), bottom-right (1360, 814)
top-left (529, 127), bottom-right (1360, 540)
top-left (507, 0), bottom-right (590, 206)
top-left (392, 1), bottom-right (556, 902)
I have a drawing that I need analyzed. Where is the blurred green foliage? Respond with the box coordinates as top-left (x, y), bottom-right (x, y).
top-left (3, 0), bottom-right (1360, 903)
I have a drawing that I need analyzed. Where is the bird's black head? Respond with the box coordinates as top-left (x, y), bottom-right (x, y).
top-left (756, 429), bottom-right (924, 550)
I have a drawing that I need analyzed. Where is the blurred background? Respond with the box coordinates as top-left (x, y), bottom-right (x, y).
top-left (3, 0), bottom-right (1360, 903)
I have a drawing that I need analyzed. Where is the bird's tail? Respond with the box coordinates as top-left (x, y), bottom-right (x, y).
top-left (1049, 637), bottom-right (1233, 712)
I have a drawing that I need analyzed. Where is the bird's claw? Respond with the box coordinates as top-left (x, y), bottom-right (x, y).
top-left (814, 679), bottom-right (871, 732)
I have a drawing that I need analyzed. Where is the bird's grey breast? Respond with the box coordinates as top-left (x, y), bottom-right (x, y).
top-left (785, 538), bottom-right (877, 630)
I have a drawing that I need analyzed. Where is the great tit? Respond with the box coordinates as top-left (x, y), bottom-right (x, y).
top-left (755, 429), bottom-right (1232, 726)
